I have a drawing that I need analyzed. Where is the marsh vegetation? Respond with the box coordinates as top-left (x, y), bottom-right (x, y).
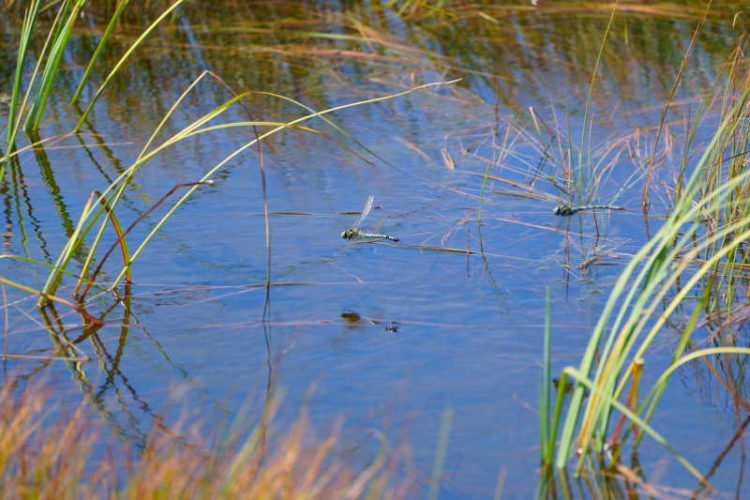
top-left (2, 0), bottom-right (750, 497)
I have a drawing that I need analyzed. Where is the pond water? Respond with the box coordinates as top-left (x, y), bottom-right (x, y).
top-left (1, 1), bottom-right (749, 497)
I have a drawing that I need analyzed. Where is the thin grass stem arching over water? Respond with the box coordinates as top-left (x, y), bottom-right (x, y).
top-left (9, 73), bottom-right (457, 319)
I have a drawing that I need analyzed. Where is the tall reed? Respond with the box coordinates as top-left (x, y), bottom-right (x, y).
top-left (542, 55), bottom-right (750, 488)
top-left (1, 0), bottom-right (186, 179)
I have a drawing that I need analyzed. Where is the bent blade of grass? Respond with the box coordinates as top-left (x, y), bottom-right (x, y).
top-left (48, 80), bottom-right (248, 298)
top-left (652, 348), bottom-right (750, 397)
top-left (73, 189), bottom-right (132, 300)
top-left (0, 274), bottom-right (78, 311)
top-left (38, 191), bottom-right (98, 305)
top-left (630, 202), bottom-right (750, 364)
top-left (587, 189), bottom-right (750, 461)
top-left (43, 80), bottom-right (457, 301)
top-left (107, 80), bottom-right (460, 289)
top-left (137, 70), bottom-right (215, 161)
top-left (245, 90), bottom-right (394, 168)
top-left (181, 122), bottom-right (324, 139)
top-left (1, 132), bottom-right (81, 164)
top-left (612, 209), bottom-right (750, 373)
top-left (71, 74), bottom-right (233, 294)
top-left (54, 88), bottom-right (278, 301)
top-left (562, 367), bottom-right (708, 487)
top-left (1, 253), bottom-right (85, 280)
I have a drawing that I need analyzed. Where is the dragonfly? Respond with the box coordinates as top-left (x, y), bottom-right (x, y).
top-left (491, 180), bottom-right (627, 218)
top-left (524, 152), bottom-right (635, 218)
top-left (554, 204), bottom-right (626, 216)
top-left (487, 168), bottom-right (630, 220)
top-left (341, 195), bottom-right (400, 242)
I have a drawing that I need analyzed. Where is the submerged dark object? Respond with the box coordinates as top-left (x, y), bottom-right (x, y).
top-left (554, 204), bottom-right (626, 216)
top-left (340, 311), bottom-right (400, 333)
top-left (341, 311), bottom-right (362, 322)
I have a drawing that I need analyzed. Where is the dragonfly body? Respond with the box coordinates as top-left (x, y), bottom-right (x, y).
top-left (341, 228), bottom-right (400, 241)
top-left (554, 204), bottom-right (626, 216)
top-left (341, 195), bottom-right (399, 242)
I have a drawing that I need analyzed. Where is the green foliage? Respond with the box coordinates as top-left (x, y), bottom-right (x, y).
top-left (546, 46), bottom-right (750, 488)
top-left (1, 0), bottom-right (185, 178)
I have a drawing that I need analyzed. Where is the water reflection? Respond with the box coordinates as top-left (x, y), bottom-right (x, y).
top-left (1, 1), bottom-right (749, 497)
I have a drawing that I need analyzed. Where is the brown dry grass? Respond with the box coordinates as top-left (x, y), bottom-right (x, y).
top-left (0, 381), bottom-right (411, 499)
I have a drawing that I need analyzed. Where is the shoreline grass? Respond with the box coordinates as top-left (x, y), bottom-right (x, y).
top-left (540, 20), bottom-right (750, 494)
top-left (0, 378), bottom-right (411, 499)
top-left (3, 0), bottom-right (750, 496)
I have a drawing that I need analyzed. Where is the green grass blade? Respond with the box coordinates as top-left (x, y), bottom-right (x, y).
top-left (71, 0), bottom-right (132, 104)
top-left (555, 82), bottom-right (750, 469)
top-left (107, 80), bottom-right (459, 288)
top-left (25, 0), bottom-right (87, 132)
top-left (562, 367), bottom-right (708, 486)
top-left (1, 0), bottom-right (41, 179)
top-left (74, 0), bottom-right (190, 132)
top-left (540, 287), bottom-right (552, 464)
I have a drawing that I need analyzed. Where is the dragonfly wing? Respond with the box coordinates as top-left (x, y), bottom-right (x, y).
top-left (352, 195), bottom-right (374, 229)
